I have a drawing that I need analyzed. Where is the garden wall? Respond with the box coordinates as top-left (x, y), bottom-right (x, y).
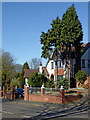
top-left (24, 85), bottom-right (80, 104)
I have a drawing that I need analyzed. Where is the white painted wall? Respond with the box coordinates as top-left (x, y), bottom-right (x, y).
top-left (46, 60), bottom-right (55, 80)
top-left (46, 59), bottom-right (65, 80)
top-left (39, 65), bottom-right (43, 74)
top-left (63, 59), bottom-right (66, 78)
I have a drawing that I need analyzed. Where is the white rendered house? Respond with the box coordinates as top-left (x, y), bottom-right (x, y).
top-left (39, 43), bottom-right (90, 81)
top-left (24, 43), bottom-right (90, 87)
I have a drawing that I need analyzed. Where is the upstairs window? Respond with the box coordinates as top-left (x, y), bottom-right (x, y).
top-left (51, 62), bottom-right (54, 69)
top-left (88, 60), bottom-right (90, 68)
top-left (58, 60), bottom-right (61, 68)
top-left (82, 59), bottom-right (85, 68)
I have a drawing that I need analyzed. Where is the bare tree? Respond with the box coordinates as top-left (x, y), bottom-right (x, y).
top-left (29, 58), bottom-right (41, 69)
top-left (14, 64), bottom-right (22, 73)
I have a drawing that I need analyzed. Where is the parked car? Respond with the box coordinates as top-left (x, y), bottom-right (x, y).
top-left (15, 88), bottom-right (24, 98)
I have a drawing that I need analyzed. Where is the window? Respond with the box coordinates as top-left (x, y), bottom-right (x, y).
top-left (88, 60), bottom-right (90, 68)
top-left (51, 62), bottom-right (54, 69)
top-left (57, 75), bottom-right (63, 79)
top-left (82, 59), bottom-right (85, 68)
top-left (58, 60), bottom-right (61, 68)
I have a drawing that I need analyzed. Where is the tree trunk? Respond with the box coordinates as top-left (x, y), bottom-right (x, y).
top-left (66, 46), bottom-right (71, 88)
top-left (66, 46), bottom-right (68, 79)
top-left (74, 46), bottom-right (81, 75)
top-left (68, 46), bottom-right (71, 88)
top-left (55, 49), bottom-right (58, 89)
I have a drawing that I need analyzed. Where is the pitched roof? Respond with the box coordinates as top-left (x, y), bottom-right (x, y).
top-left (24, 69), bottom-right (39, 78)
top-left (81, 43), bottom-right (88, 47)
top-left (81, 42), bottom-right (90, 56)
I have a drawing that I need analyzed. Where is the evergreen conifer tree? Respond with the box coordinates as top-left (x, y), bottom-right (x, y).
top-left (61, 4), bottom-right (83, 81)
top-left (21, 62), bottom-right (29, 76)
top-left (40, 16), bottom-right (62, 88)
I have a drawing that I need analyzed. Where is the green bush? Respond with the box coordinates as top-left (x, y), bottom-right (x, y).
top-left (75, 70), bottom-right (88, 84)
top-left (28, 72), bottom-right (48, 87)
top-left (45, 80), bottom-right (55, 88)
top-left (81, 83), bottom-right (89, 89)
top-left (57, 77), bottom-right (69, 89)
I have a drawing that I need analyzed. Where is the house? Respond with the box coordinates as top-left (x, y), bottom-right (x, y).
top-left (39, 49), bottom-right (65, 81)
top-left (24, 42), bottom-right (90, 87)
top-left (24, 69), bottom-right (39, 86)
top-left (81, 43), bottom-right (90, 75)
top-left (39, 48), bottom-right (76, 82)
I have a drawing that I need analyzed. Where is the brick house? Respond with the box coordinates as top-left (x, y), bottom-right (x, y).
top-left (24, 69), bottom-right (39, 86)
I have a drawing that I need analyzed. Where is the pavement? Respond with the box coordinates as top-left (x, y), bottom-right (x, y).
top-left (0, 95), bottom-right (89, 120)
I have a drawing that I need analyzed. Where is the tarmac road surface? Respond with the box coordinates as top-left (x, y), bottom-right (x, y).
top-left (0, 95), bottom-right (89, 120)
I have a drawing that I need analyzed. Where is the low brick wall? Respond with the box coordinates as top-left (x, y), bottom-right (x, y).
top-left (24, 85), bottom-right (80, 104)
top-left (29, 94), bottom-right (62, 104)
top-left (28, 94), bottom-right (80, 104)
top-left (3, 86), bottom-right (15, 100)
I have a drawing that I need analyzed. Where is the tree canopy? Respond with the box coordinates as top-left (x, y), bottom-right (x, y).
top-left (21, 62), bottom-right (29, 76)
top-left (40, 16), bottom-right (61, 59)
top-left (40, 4), bottom-right (83, 83)
top-left (75, 70), bottom-right (88, 84)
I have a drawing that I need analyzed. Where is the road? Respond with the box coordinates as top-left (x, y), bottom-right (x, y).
top-left (0, 96), bottom-right (89, 120)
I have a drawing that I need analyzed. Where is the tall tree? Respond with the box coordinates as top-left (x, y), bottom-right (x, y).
top-left (40, 16), bottom-right (62, 88)
top-left (0, 52), bottom-right (16, 88)
top-left (61, 4), bottom-right (83, 81)
top-left (29, 58), bottom-right (41, 69)
top-left (21, 62), bottom-right (29, 76)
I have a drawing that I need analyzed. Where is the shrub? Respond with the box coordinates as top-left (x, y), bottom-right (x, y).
top-left (81, 83), bottom-right (89, 89)
top-left (75, 70), bottom-right (88, 84)
top-left (57, 77), bottom-right (69, 89)
top-left (28, 72), bottom-right (48, 87)
top-left (45, 80), bottom-right (55, 88)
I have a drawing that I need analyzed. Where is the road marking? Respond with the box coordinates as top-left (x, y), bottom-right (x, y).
top-left (23, 115), bottom-right (31, 118)
top-left (2, 110), bottom-right (14, 115)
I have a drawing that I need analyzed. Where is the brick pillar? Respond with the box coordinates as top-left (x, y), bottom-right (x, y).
top-left (3, 86), bottom-right (6, 98)
top-left (41, 84), bottom-right (45, 96)
top-left (60, 86), bottom-right (65, 103)
top-left (24, 85), bottom-right (26, 100)
top-left (24, 85), bottom-right (29, 101)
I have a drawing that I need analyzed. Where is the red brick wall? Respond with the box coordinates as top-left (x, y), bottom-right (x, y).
top-left (54, 69), bottom-right (64, 76)
top-left (29, 94), bottom-right (62, 104)
top-left (24, 86), bottom-right (80, 104)
top-left (24, 85), bottom-right (29, 101)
